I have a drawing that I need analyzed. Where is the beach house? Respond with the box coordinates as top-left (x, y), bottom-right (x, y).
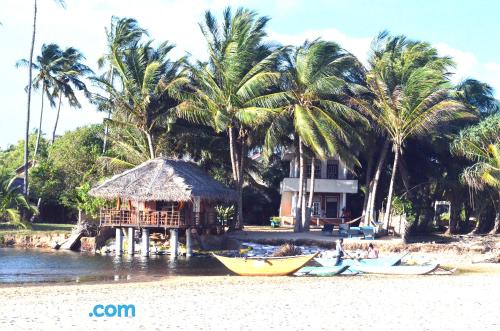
top-left (89, 158), bottom-right (235, 256)
top-left (279, 154), bottom-right (358, 225)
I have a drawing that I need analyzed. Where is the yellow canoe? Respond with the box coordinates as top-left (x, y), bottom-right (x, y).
top-left (212, 253), bottom-right (318, 276)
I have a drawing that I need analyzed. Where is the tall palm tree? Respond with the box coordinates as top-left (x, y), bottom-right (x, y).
top-left (94, 41), bottom-right (187, 159)
top-left (51, 47), bottom-right (93, 143)
top-left (181, 8), bottom-right (284, 229)
top-left (23, 0), bottom-right (66, 197)
top-left (97, 17), bottom-right (147, 153)
top-left (261, 40), bottom-right (365, 232)
top-left (17, 44), bottom-right (65, 160)
top-left (355, 36), bottom-right (470, 227)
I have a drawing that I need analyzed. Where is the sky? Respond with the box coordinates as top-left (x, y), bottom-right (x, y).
top-left (1, 0), bottom-right (499, 149)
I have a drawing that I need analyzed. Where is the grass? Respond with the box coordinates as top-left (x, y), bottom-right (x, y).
top-left (0, 222), bottom-right (74, 235)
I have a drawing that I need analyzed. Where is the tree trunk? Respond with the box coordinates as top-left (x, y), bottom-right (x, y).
top-left (383, 145), bottom-right (400, 228)
top-left (24, 0), bottom-right (38, 197)
top-left (228, 127), bottom-right (239, 181)
top-left (398, 157), bottom-right (413, 199)
top-left (235, 140), bottom-right (246, 230)
top-left (295, 139), bottom-right (304, 233)
top-left (51, 90), bottom-right (63, 144)
top-left (489, 196), bottom-right (500, 234)
top-left (145, 132), bottom-right (155, 159)
top-left (33, 81), bottom-right (45, 161)
top-left (446, 198), bottom-right (461, 235)
top-left (303, 157), bottom-right (316, 231)
top-left (361, 150), bottom-right (374, 225)
top-left (102, 70), bottom-right (114, 154)
top-left (366, 139), bottom-right (390, 224)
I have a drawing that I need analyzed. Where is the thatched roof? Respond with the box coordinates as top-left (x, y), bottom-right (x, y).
top-left (89, 158), bottom-right (236, 202)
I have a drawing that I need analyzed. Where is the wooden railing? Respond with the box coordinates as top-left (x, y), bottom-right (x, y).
top-left (99, 209), bottom-right (218, 228)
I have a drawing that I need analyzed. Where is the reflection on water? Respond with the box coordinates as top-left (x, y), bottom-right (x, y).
top-left (0, 247), bottom-right (229, 284)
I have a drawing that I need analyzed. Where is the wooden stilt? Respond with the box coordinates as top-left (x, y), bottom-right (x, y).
top-left (170, 229), bottom-right (178, 257)
top-left (115, 228), bottom-right (123, 256)
top-left (186, 228), bottom-right (193, 257)
top-left (127, 227), bottom-right (135, 255)
top-left (141, 228), bottom-right (149, 257)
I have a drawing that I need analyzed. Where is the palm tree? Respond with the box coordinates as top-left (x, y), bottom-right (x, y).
top-left (181, 8), bottom-right (284, 229)
top-left (0, 170), bottom-right (37, 229)
top-left (355, 36), bottom-right (470, 227)
top-left (97, 17), bottom-right (147, 153)
top-left (23, 0), bottom-right (66, 197)
top-left (94, 41), bottom-right (187, 159)
top-left (261, 40), bottom-right (365, 232)
top-left (452, 114), bottom-right (500, 233)
top-left (17, 44), bottom-right (65, 160)
top-left (51, 47), bottom-right (93, 143)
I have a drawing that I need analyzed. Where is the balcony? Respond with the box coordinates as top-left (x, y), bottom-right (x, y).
top-left (280, 178), bottom-right (358, 193)
top-left (99, 209), bottom-right (216, 228)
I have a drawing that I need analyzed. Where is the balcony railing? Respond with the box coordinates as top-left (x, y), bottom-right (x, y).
top-left (99, 209), bottom-right (205, 228)
top-left (280, 178), bottom-right (358, 193)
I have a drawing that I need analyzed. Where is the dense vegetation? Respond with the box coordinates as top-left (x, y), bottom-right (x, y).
top-left (1, 6), bottom-right (499, 236)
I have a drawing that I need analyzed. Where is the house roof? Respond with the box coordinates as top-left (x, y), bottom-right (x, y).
top-left (89, 158), bottom-right (236, 202)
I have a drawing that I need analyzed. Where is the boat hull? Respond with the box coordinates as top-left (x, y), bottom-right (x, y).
top-left (295, 265), bottom-right (350, 277)
top-left (213, 253), bottom-right (318, 276)
top-left (315, 255), bottom-right (403, 269)
top-left (354, 264), bottom-right (440, 275)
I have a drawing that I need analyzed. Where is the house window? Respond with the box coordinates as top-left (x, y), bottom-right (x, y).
top-left (312, 201), bottom-right (321, 216)
top-left (305, 160), bottom-right (322, 179)
top-left (326, 161), bottom-right (338, 179)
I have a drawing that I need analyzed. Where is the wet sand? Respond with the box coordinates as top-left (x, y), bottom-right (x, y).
top-left (1, 273), bottom-right (499, 331)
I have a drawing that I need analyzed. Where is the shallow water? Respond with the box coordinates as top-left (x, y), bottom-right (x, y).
top-left (0, 247), bottom-right (228, 284)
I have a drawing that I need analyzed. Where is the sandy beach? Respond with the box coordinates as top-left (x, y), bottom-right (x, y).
top-left (1, 273), bottom-right (499, 331)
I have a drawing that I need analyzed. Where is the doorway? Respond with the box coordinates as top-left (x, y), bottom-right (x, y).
top-left (325, 196), bottom-right (338, 218)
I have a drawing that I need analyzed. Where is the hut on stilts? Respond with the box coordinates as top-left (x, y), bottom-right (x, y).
top-left (89, 158), bottom-right (236, 257)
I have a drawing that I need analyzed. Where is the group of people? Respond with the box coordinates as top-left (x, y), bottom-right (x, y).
top-left (322, 239), bottom-right (379, 266)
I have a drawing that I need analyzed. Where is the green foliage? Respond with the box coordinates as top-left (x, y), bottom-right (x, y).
top-left (0, 170), bottom-right (36, 229)
top-left (74, 183), bottom-right (107, 219)
top-left (215, 205), bottom-right (235, 226)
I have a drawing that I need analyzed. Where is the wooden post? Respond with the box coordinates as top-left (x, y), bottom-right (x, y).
top-left (141, 228), bottom-right (149, 257)
top-left (127, 227), bottom-right (135, 255)
top-left (115, 227), bottom-right (123, 256)
top-left (186, 228), bottom-right (193, 257)
top-left (170, 229), bottom-right (179, 257)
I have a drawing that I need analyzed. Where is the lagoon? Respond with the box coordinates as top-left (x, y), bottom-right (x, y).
top-left (0, 248), bottom-right (228, 284)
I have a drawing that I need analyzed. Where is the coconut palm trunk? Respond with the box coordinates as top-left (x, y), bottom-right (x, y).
top-left (51, 90), bottom-right (63, 144)
top-left (102, 70), bottom-right (114, 154)
top-left (145, 132), bottom-right (155, 159)
top-left (361, 150), bottom-right (374, 225)
top-left (23, 0), bottom-right (38, 197)
top-left (489, 195), bottom-right (500, 234)
top-left (383, 145), bottom-right (400, 228)
top-left (366, 139), bottom-right (390, 224)
top-left (304, 157), bottom-right (316, 231)
top-left (33, 81), bottom-right (45, 161)
top-left (226, 126), bottom-right (245, 229)
top-left (295, 139), bottom-right (305, 232)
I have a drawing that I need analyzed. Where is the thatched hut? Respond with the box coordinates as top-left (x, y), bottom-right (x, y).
top-left (89, 158), bottom-right (236, 256)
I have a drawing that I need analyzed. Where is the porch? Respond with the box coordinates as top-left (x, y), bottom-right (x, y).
top-left (99, 208), bottom-right (217, 229)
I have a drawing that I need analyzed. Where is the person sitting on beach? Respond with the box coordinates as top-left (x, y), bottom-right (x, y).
top-left (367, 243), bottom-right (379, 259)
top-left (335, 238), bottom-right (345, 265)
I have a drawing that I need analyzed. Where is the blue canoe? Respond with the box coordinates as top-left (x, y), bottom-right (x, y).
top-left (295, 265), bottom-right (350, 277)
top-left (315, 254), bottom-right (405, 271)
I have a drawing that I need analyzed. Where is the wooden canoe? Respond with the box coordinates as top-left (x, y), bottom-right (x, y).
top-left (295, 265), bottom-right (350, 277)
top-left (354, 264), bottom-right (440, 275)
top-left (212, 253), bottom-right (318, 276)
